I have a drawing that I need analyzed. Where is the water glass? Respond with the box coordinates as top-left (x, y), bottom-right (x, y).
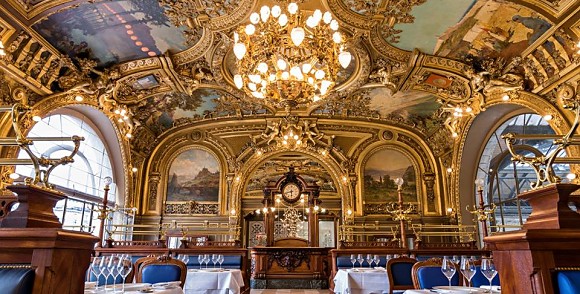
top-left (460, 256), bottom-right (477, 287)
top-left (366, 254), bottom-right (373, 268)
top-left (204, 254), bottom-right (210, 269)
top-left (99, 256), bottom-right (111, 289)
top-left (356, 254), bottom-right (364, 268)
top-left (117, 256), bottom-right (132, 293)
top-left (350, 254), bottom-right (356, 269)
top-left (181, 254), bottom-right (190, 265)
top-left (218, 254), bottom-right (224, 269)
top-left (212, 254), bottom-right (219, 268)
top-left (90, 257), bottom-right (102, 289)
top-left (108, 255), bottom-right (120, 291)
top-left (481, 258), bottom-right (498, 291)
top-left (441, 256), bottom-right (456, 288)
top-left (198, 254), bottom-right (204, 269)
top-left (373, 255), bottom-right (380, 267)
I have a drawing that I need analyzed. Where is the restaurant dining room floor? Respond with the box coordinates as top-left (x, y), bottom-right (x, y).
top-left (250, 289), bottom-right (330, 293)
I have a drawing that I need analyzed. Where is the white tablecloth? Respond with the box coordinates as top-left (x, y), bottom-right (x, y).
top-left (184, 269), bottom-right (244, 294)
top-left (85, 286), bottom-right (183, 294)
top-left (403, 291), bottom-right (431, 294)
top-left (333, 268), bottom-right (389, 294)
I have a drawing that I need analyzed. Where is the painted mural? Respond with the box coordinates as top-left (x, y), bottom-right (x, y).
top-left (364, 149), bottom-right (417, 203)
top-left (435, 0), bottom-right (552, 60)
top-left (392, 0), bottom-right (476, 53)
top-left (368, 87), bottom-right (442, 133)
top-left (33, 0), bottom-right (189, 66)
top-left (167, 149), bottom-right (220, 202)
top-left (132, 88), bottom-right (219, 135)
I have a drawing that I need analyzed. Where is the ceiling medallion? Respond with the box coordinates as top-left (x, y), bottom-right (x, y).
top-left (232, 3), bottom-right (352, 109)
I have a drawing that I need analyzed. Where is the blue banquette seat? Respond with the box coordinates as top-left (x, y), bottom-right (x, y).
top-left (0, 265), bottom-right (35, 294)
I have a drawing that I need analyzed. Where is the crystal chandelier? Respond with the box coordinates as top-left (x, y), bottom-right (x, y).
top-left (232, 3), bottom-right (352, 108)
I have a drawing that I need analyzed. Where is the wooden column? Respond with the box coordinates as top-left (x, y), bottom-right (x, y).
top-left (0, 185), bottom-right (99, 294)
top-left (484, 184), bottom-right (580, 294)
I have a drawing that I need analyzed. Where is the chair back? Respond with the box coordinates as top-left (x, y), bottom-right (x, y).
top-left (0, 267), bottom-right (35, 294)
top-left (412, 258), bottom-right (460, 289)
top-left (386, 257), bottom-right (417, 294)
top-left (556, 270), bottom-right (580, 294)
top-left (470, 260), bottom-right (500, 288)
top-left (136, 256), bottom-right (186, 288)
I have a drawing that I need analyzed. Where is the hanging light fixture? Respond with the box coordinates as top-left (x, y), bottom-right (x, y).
top-left (232, 3), bottom-right (351, 108)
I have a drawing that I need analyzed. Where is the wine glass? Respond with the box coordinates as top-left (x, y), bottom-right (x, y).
top-left (90, 257), bottom-right (103, 289)
top-left (373, 255), bottom-right (380, 268)
top-left (108, 255), bottom-right (120, 291)
top-left (198, 254), bottom-right (204, 269)
top-left (218, 254), bottom-right (224, 269)
top-left (212, 254), bottom-right (218, 268)
top-left (117, 256), bottom-right (132, 293)
top-left (99, 256), bottom-right (111, 290)
top-left (441, 256), bottom-right (456, 288)
top-left (204, 254), bottom-right (210, 269)
top-left (460, 256), bottom-right (477, 288)
top-left (350, 254), bottom-right (356, 269)
top-left (181, 254), bottom-right (190, 267)
top-left (481, 258), bottom-right (498, 292)
top-left (385, 254), bottom-right (392, 263)
top-left (366, 254), bottom-right (373, 268)
top-left (356, 254), bottom-right (364, 268)
top-left (451, 255), bottom-right (460, 265)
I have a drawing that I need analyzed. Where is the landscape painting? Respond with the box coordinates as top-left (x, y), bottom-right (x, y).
top-left (364, 149), bottom-right (417, 203)
top-left (33, 0), bottom-right (188, 66)
top-left (166, 149), bottom-right (220, 202)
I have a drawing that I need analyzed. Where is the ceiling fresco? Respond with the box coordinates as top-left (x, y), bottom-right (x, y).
top-left (392, 0), bottom-right (476, 53)
top-left (33, 0), bottom-right (189, 66)
top-left (434, 0), bottom-right (552, 60)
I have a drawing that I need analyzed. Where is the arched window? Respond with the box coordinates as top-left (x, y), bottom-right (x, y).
top-left (15, 113), bottom-right (116, 236)
top-left (475, 113), bottom-right (570, 233)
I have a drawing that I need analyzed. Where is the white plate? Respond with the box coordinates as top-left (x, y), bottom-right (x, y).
top-left (432, 286), bottom-right (487, 294)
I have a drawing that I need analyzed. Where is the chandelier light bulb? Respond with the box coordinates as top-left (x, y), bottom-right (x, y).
top-left (271, 5), bottom-right (281, 18)
top-left (268, 74), bottom-right (276, 81)
top-left (257, 62), bottom-right (268, 73)
top-left (234, 75), bottom-right (244, 89)
top-left (250, 12), bottom-right (260, 24)
top-left (291, 27), bottom-right (305, 46)
top-left (249, 74), bottom-right (261, 84)
top-left (332, 31), bottom-right (342, 43)
top-left (277, 58), bottom-right (287, 70)
top-left (248, 82), bottom-right (257, 91)
top-left (323, 12), bottom-right (332, 24)
top-left (245, 24), bottom-right (255, 35)
top-left (313, 9), bottom-right (322, 21)
top-left (278, 14), bottom-right (288, 26)
top-left (281, 71), bottom-right (290, 80)
top-left (338, 51), bottom-right (351, 68)
top-left (288, 3), bottom-right (298, 14)
top-left (260, 6), bottom-right (271, 22)
top-left (313, 95), bottom-right (320, 102)
top-left (306, 16), bottom-right (317, 28)
top-left (330, 19), bottom-right (339, 30)
top-left (233, 43), bottom-right (246, 60)
top-left (315, 70), bottom-right (325, 79)
top-left (252, 91), bottom-right (265, 98)
top-left (302, 63), bottom-right (312, 74)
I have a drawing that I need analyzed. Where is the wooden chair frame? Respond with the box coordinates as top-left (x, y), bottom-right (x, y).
top-left (411, 257), bottom-right (460, 289)
top-left (136, 256), bottom-right (187, 288)
top-left (386, 256), bottom-right (418, 294)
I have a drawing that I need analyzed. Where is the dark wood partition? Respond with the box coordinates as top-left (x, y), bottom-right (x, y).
top-left (0, 185), bottom-right (99, 294)
top-left (485, 184), bottom-right (580, 294)
top-left (250, 246), bottom-right (330, 289)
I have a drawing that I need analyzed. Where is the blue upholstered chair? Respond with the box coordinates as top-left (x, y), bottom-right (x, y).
top-left (0, 266), bottom-right (35, 294)
top-left (386, 257), bottom-right (417, 294)
top-left (412, 258), bottom-right (460, 290)
top-left (136, 256), bottom-right (187, 288)
top-left (556, 271), bottom-right (580, 294)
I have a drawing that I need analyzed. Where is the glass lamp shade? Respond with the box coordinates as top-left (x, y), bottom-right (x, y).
top-left (394, 177), bottom-right (404, 187)
top-left (103, 176), bottom-right (113, 186)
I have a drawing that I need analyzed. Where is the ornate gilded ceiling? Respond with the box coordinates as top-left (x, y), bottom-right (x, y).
top-left (0, 0), bottom-right (578, 216)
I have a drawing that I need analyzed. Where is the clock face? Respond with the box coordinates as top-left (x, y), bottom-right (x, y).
top-left (283, 183), bottom-right (301, 202)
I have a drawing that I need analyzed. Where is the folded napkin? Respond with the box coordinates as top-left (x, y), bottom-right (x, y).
top-left (480, 285), bottom-right (501, 292)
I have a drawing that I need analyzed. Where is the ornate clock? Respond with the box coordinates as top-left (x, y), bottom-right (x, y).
top-left (282, 183), bottom-right (301, 203)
